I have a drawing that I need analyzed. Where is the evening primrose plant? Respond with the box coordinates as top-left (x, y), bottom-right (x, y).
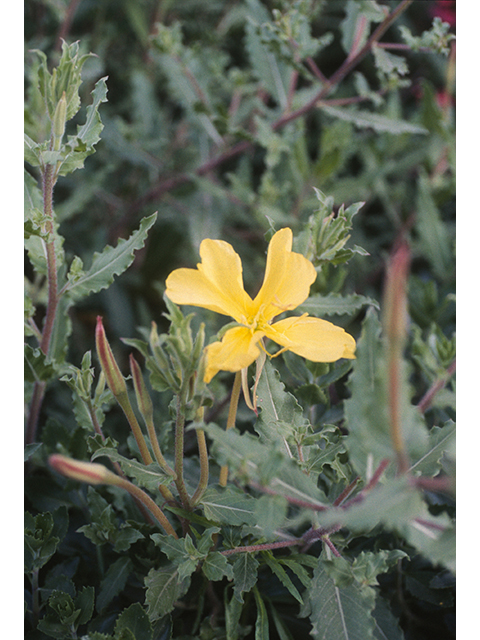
top-left (25, 4), bottom-right (455, 639)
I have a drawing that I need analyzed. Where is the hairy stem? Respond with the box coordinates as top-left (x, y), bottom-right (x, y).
top-left (25, 164), bottom-right (59, 445)
top-left (417, 358), bottom-right (456, 414)
top-left (114, 475), bottom-right (178, 538)
top-left (174, 392), bottom-right (192, 509)
top-left (192, 406), bottom-right (209, 505)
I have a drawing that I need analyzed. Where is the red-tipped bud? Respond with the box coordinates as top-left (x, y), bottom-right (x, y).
top-left (49, 454), bottom-right (119, 486)
top-left (383, 241), bottom-right (410, 346)
top-left (95, 316), bottom-right (128, 399)
top-left (130, 354), bottom-right (154, 423)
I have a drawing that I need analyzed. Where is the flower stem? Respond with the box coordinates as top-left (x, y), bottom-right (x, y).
top-left (174, 392), bottom-right (192, 509)
top-left (191, 406), bottom-right (209, 505)
top-left (114, 475), bottom-right (178, 538)
top-left (116, 394), bottom-right (154, 466)
top-left (219, 371), bottom-right (242, 487)
top-left (25, 163), bottom-right (59, 445)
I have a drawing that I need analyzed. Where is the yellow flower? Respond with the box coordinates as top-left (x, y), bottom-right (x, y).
top-left (165, 228), bottom-right (356, 383)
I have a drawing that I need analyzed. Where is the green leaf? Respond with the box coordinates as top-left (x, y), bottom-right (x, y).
top-left (350, 550), bottom-right (408, 587)
top-left (24, 344), bottom-right (57, 383)
top-left (255, 360), bottom-right (308, 445)
top-left (144, 563), bottom-right (191, 620)
top-left (97, 557), bottom-right (133, 612)
top-left (92, 447), bottom-right (173, 490)
top-left (201, 486), bottom-right (257, 526)
top-left (245, 0), bottom-right (290, 109)
top-left (24, 509), bottom-right (68, 572)
top-left (205, 424), bottom-right (328, 509)
top-left (340, 0), bottom-right (386, 55)
top-left (344, 308), bottom-right (429, 477)
top-left (302, 558), bottom-right (377, 640)
top-left (415, 173), bottom-right (452, 279)
top-left (75, 586), bottom-right (95, 625)
top-left (64, 212), bottom-right (157, 301)
top-left (298, 293), bottom-right (378, 316)
top-left (254, 494), bottom-right (288, 539)
top-left (24, 442), bottom-right (43, 462)
top-left (114, 603), bottom-right (153, 640)
top-left (233, 553), bottom-right (260, 603)
top-left (225, 590), bottom-right (245, 640)
top-left (321, 105), bottom-right (428, 135)
top-left (409, 421), bottom-right (455, 477)
top-left (372, 596), bottom-right (405, 640)
top-left (253, 586), bottom-right (270, 640)
top-left (58, 77), bottom-right (109, 175)
top-left (317, 477), bottom-right (424, 534)
top-left (203, 551), bottom-right (235, 582)
top-left (151, 533), bottom-right (203, 581)
top-left (33, 40), bottom-right (93, 121)
top-left (262, 552), bottom-right (303, 604)
top-left (404, 515), bottom-right (455, 574)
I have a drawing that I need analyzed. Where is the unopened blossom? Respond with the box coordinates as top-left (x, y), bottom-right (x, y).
top-left (166, 228), bottom-right (356, 382)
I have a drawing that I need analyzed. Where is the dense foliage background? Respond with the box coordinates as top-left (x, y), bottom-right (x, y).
top-left (24, 1), bottom-right (455, 639)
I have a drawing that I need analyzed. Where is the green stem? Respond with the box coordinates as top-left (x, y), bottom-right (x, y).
top-left (144, 415), bottom-right (176, 479)
top-left (25, 164), bottom-right (59, 446)
top-left (114, 475), bottom-right (178, 538)
top-left (174, 392), bottom-right (192, 509)
top-left (191, 407), bottom-right (209, 505)
top-left (219, 371), bottom-right (242, 487)
top-left (116, 394), bottom-right (154, 466)
top-left (220, 539), bottom-right (300, 556)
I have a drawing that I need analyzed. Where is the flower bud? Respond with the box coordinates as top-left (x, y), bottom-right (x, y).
top-left (95, 316), bottom-right (128, 400)
top-left (49, 454), bottom-right (119, 486)
top-left (130, 354), bottom-right (153, 423)
top-left (383, 241), bottom-right (410, 347)
top-left (52, 91), bottom-right (67, 150)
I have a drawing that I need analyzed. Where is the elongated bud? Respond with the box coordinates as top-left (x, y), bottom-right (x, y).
top-left (49, 454), bottom-right (119, 486)
top-left (130, 354), bottom-right (153, 423)
top-left (52, 91), bottom-right (67, 151)
top-left (383, 241), bottom-right (410, 347)
top-left (95, 316), bottom-right (128, 399)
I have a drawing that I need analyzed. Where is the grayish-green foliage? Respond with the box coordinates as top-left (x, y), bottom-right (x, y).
top-left (25, 1), bottom-right (455, 639)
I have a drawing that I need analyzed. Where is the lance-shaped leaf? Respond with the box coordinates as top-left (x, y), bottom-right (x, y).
top-left (96, 557), bottom-right (133, 612)
top-left (343, 308), bottom-right (429, 477)
top-left (298, 293), bottom-right (378, 317)
top-left (200, 486), bottom-right (257, 526)
top-left (255, 360), bottom-right (309, 445)
top-left (301, 558), bottom-right (377, 640)
top-left (321, 105), bottom-right (429, 135)
top-left (409, 421), bottom-right (455, 477)
top-left (145, 563), bottom-right (190, 621)
top-left (91, 447), bottom-right (172, 490)
top-left (233, 553), bottom-right (260, 603)
top-left (57, 77), bottom-right (109, 176)
top-left (205, 424), bottom-right (328, 509)
top-left (63, 212), bottom-right (157, 301)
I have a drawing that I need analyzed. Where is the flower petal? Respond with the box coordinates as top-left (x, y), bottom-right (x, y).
top-left (166, 238), bottom-right (253, 322)
top-left (265, 315), bottom-right (356, 362)
top-left (204, 326), bottom-right (264, 383)
top-left (253, 228), bottom-right (317, 321)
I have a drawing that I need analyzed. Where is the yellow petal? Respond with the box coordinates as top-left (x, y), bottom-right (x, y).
top-left (265, 315), bottom-right (356, 362)
top-left (253, 228), bottom-right (317, 322)
top-left (204, 326), bottom-right (264, 383)
top-left (166, 238), bottom-right (253, 322)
